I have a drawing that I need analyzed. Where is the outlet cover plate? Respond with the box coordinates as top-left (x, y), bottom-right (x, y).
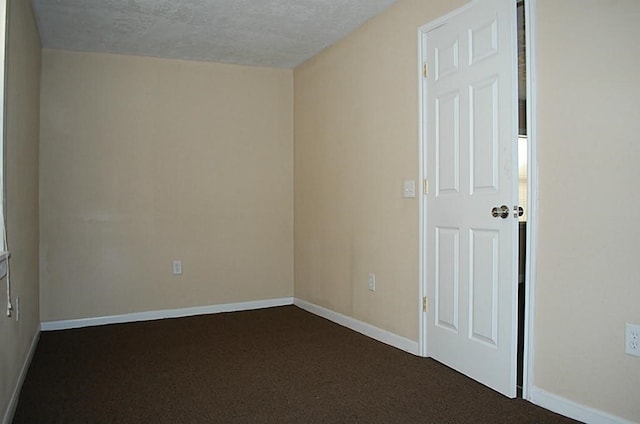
top-left (626, 323), bottom-right (640, 357)
top-left (172, 260), bottom-right (183, 275)
top-left (368, 273), bottom-right (376, 291)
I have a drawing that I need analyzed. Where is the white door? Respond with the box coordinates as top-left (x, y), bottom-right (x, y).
top-left (422, 0), bottom-right (518, 397)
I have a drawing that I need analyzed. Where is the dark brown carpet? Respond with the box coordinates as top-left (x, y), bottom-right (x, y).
top-left (14, 305), bottom-right (578, 423)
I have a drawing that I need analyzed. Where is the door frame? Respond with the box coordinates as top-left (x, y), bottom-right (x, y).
top-left (417, 0), bottom-right (538, 400)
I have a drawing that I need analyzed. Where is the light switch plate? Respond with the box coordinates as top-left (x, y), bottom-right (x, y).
top-left (403, 180), bottom-right (416, 198)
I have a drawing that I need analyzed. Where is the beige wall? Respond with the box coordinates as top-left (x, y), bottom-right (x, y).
top-left (294, 0), bottom-right (466, 340)
top-left (535, 1), bottom-right (640, 421)
top-left (39, 51), bottom-right (293, 321)
top-left (0, 0), bottom-right (41, 421)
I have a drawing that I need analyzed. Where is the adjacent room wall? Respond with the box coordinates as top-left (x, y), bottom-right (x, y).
top-left (0, 0), bottom-right (41, 421)
top-left (39, 51), bottom-right (293, 321)
top-left (534, 1), bottom-right (640, 421)
top-left (294, 0), bottom-right (466, 340)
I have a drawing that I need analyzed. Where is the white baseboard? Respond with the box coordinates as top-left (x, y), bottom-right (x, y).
top-left (40, 297), bottom-right (419, 356)
top-left (530, 386), bottom-right (636, 424)
top-left (3, 329), bottom-right (40, 424)
top-left (293, 298), bottom-right (420, 355)
top-left (40, 297), bottom-right (294, 331)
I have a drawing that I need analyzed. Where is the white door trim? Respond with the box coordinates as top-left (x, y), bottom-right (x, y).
top-left (417, 0), bottom-right (539, 397)
top-left (417, 17), bottom-right (426, 359)
top-left (522, 0), bottom-right (537, 401)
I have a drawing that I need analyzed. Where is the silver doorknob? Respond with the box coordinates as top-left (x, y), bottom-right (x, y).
top-left (491, 205), bottom-right (510, 219)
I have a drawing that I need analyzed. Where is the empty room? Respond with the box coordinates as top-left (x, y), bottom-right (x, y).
top-left (1, 0), bottom-right (639, 423)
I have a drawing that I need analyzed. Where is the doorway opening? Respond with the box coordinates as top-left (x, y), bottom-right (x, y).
top-left (516, 0), bottom-right (528, 398)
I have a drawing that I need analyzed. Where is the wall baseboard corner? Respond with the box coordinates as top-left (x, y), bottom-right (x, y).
top-left (293, 298), bottom-right (420, 355)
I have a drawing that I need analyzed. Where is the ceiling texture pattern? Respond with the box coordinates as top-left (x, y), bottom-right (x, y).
top-left (31, 0), bottom-right (398, 68)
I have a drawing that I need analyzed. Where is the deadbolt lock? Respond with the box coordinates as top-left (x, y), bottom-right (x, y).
top-left (514, 205), bottom-right (524, 218)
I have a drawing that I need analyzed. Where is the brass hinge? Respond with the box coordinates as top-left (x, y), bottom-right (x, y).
top-left (423, 63), bottom-right (428, 78)
top-left (423, 179), bottom-right (429, 195)
top-left (422, 296), bottom-right (428, 312)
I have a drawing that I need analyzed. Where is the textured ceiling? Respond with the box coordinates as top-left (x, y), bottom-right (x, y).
top-left (31, 0), bottom-right (398, 68)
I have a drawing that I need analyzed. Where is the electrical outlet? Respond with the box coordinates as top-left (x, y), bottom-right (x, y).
top-left (626, 323), bottom-right (640, 357)
top-left (368, 273), bottom-right (376, 292)
top-left (172, 260), bottom-right (183, 275)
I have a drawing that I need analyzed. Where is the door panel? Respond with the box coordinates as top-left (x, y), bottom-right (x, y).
top-left (435, 227), bottom-right (459, 332)
top-left (470, 17), bottom-right (499, 64)
top-left (436, 93), bottom-right (460, 194)
top-left (435, 40), bottom-right (459, 80)
top-left (469, 228), bottom-right (499, 347)
top-left (423, 0), bottom-right (518, 398)
top-left (470, 77), bottom-right (499, 193)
